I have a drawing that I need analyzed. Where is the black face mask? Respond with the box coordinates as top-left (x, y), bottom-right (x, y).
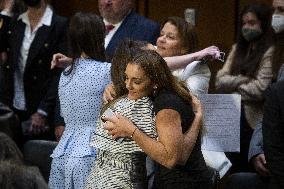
top-left (23, 0), bottom-right (41, 7)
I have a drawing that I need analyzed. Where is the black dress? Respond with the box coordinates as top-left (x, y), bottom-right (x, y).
top-left (153, 89), bottom-right (213, 189)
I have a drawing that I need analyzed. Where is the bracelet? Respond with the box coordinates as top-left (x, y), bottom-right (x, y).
top-left (130, 127), bottom-right (138, 139)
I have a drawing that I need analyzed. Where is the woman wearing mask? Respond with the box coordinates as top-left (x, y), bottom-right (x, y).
top-left (224, 2), bottom-right (284, 188)
top-left (215, 3), bottom-right (275, 173)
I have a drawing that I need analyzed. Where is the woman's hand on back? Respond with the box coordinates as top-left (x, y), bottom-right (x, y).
top-left (103, 84), bottom-right (116, 104)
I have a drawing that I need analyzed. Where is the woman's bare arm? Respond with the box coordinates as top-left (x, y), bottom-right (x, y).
top-left (179, 95), bottom-right (203, 164)
top-left (165, 46), bottom-right (220, 70)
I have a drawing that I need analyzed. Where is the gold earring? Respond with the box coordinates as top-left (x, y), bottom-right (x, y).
top-left (153, 86), bottom-right (158, 96)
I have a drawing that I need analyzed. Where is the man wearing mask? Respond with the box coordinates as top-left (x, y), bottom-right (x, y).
top-left (0, 0), bottom-right (68, 146)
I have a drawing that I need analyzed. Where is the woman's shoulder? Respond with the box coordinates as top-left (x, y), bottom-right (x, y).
top-left (78, 59), bottom-right (111, 70)
top-left (154, 89), bottom-right (179, 102)
top-left (153, 89), bottom-right (188, 113)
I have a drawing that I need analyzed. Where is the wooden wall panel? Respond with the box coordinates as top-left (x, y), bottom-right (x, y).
top-left (52, 0), bottom-right (99, 17)
top-left (52, 0), bottom-right (140, 17)
top-left (239, 0), bottom-right (273, 11)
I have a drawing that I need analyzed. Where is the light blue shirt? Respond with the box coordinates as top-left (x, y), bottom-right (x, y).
top-left (51, 58), bottom-right (111, 158)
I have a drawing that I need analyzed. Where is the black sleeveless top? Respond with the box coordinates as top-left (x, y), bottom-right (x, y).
top-left (153, 89), bottom-right (212, 189)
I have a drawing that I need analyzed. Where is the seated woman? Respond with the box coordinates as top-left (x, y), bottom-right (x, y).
top-left (86, 49), bottom-right (212, 189)
top-left (215, 3), bottom-right (274, 173)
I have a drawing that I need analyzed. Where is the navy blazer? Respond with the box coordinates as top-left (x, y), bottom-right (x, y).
top-left (105, 10), bottom-right (160, 60)
top-left (0, 12), bottom-right (68, 117)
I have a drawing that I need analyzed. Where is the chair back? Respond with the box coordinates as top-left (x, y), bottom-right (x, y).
top-left (23, 140), bottom-right (58, 182)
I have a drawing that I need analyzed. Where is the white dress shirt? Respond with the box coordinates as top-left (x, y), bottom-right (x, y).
top-left (103, 19), bottom-right (123, 49)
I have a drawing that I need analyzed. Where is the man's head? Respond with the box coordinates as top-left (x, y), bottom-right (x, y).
top-left (98, 0), bottom-right (133, 24)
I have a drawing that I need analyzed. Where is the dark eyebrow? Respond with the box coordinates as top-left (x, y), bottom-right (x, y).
top-left (124, 73), bottom-right (144, 81)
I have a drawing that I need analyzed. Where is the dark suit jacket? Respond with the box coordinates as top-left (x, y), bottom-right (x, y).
top-left (0, 12), bottom-right (68, 117)
top-left (105, 10), bottom-right (160, 60)
top-left (263, 80), bottom-right (284, 189)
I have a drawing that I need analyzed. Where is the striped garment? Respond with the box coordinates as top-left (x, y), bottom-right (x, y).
top-left (85, 96), bottom-right (157, 189)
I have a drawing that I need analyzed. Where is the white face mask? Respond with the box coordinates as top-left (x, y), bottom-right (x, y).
top-left (272, 14), bottom-right (284, 33)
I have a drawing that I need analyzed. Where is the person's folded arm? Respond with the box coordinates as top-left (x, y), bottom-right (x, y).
top-left (238, 47), bottom-right (274, 101)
